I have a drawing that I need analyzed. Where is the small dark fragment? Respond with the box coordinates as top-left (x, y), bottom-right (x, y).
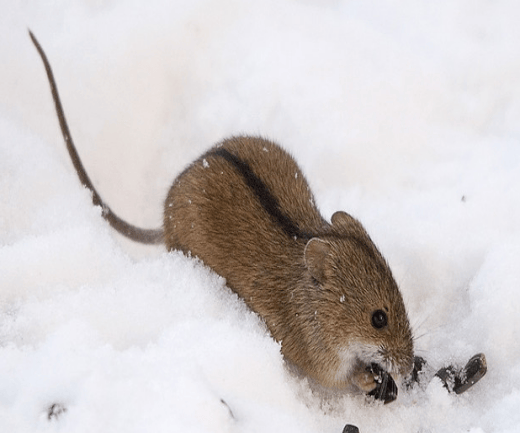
top-left (436, 353), bottom-right (487, 394)
top-left (366, 363), bottom-right (398, 404)
top-left (47, 403), bottom-right (67, 421)
top-left (220, 398), bottom-right (235, 419)
top-left (343, 424), bottom-right (360, 433)
top-left (404, 355), bottom-right (430, 390)
top-left (410, 355), bottom-right (427, 383)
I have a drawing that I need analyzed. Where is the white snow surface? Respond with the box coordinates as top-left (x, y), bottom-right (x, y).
top-left (1, 1), bottom-right (520, 432)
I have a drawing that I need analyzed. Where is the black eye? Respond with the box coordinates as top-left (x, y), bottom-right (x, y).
top-left (371, 310), bottom-right (388, 329)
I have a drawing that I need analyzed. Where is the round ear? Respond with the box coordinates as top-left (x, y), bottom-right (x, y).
top-left (331, 211), bottom-right (357, 230)
top-left (304, 238), bottom-right (331, 283)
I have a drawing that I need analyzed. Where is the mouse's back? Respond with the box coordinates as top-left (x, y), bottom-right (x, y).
top-left (164, 135), bottom-right (327, 283)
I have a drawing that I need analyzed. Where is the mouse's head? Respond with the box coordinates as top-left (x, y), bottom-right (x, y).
top-left (303, 211), bottom-right (414, 392)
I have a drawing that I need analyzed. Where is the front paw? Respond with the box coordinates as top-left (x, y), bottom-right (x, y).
top-left (351, 363), bottom-right (378, 392)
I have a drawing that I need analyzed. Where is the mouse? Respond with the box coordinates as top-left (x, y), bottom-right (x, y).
top-left (29, 30), bottom-right (414, 398)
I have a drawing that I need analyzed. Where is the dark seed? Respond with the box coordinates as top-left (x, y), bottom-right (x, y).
top-left (47, 403), bottom-right (67, 421)
top-left (343, 424), bottom-right (360, 433)
top-left (366, 363), bottom-right (398, 404)
top-left (436, 353), bottom-right (487, 394)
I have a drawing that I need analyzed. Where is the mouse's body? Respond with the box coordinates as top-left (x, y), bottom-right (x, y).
top-left (30, 31), bottom-right (414, 396)
top-left (164, 136), bottom-right (414, 391)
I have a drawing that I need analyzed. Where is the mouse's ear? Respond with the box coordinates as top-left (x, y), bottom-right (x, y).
top-left (331, 211), bottom-right (357, 229)
top-left (304, 238), bottom-right (331, 282)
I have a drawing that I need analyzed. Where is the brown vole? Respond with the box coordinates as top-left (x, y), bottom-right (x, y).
top-left (30, 31), bottom-right (414, 396)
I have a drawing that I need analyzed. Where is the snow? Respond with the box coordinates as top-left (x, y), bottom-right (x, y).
top-left (1, 0), bottom-right (519, 431)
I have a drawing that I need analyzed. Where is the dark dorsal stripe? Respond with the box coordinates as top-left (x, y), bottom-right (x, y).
top-left (212, 148), bottom-right (310, 240)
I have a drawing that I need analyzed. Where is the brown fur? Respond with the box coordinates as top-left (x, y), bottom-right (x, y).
top-left (30, 31), bottom-right (414, 394)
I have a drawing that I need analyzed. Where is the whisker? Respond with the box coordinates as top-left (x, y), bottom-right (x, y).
top-left (412, 330), bottom-right (430, 342)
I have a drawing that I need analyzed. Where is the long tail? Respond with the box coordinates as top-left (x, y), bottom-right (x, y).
top-left (29, 30), bottom-right (163, 245)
